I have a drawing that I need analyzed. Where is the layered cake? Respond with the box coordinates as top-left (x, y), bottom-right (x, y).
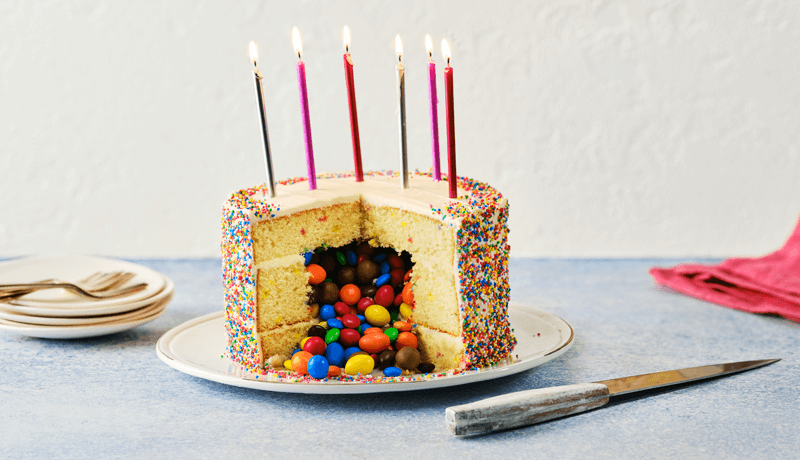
top-left (221, 171), bottom-right (516, 378)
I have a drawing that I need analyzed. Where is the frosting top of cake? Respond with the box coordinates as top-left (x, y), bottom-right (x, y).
top-left (223, 170), bottom-right (507, 226)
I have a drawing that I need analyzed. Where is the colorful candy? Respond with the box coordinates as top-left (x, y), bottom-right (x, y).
top-left (364, 305), bottom-right (390, 327)
top-left (306, 264), bottom-right (326, 285)
top-left (358, 332), bottom-right (390, 353)
top-left (344, 354), bottom-right (375, 375)
top-left (307, 355), bottom-right (330, 379)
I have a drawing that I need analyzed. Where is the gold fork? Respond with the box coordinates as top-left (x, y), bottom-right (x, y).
top-left (0, 271), bottom-right (146, 301)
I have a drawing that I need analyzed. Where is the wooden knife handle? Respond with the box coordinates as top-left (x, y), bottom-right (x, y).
top-left (445, 383), bottom-right (611, 436)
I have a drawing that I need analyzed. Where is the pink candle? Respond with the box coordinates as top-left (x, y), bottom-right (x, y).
top-left (426, 35), bottom-right (441, 181)
top-left (442, 39), bottom-right (456, 198)
top-left (293, 27), bottom-right (316, 190)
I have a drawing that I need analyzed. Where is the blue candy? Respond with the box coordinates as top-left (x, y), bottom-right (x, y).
top-left (356, 314), bottom-right (366, 322)
top-left (307, 355), bottom-right (330, 379)
top-left (326, 318), bottom-right (344, 329)
top-left (343, 346), bottom-right (362, 360)
top-left (375, 273), bottom-right (391, 287)
top-left (373, 253), bottom-right (387, 262)
top-left (380, 261), bottom-right (391, 275)
top-left (359, 324), bottom-right (371, 334)
top-left (325, 342), bottom-right (345, 367)
top-left (303, 251), bottom-right (313, 266)
top-left (320, 304), bottom-right (336, 321)
top-left (383, 366), bottom-right (402, 377)
top-left (346, 250), bottom-right (357, 265)
top-left (291, 348), bottom-right (301, 356)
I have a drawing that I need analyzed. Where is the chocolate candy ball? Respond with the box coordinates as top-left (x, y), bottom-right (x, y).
top-left (307, 325), bottom-right (327, 339)
top-left (395, 346), bottom-right (421, 370)
top-left (337, 266), bottom-right (356, 285)
top-left (378, 350), bottom-right (396, 370)
top-left (320, 281), bottom-right (340, 304)
top-left (308, 285), bottom-right (320, 304)
top-left (417, 362), bottom-right (435, 373)
top-left (319, 254), bottom-right (336, 276)
top-left (355, 242), bottom-right (374, 256)
top-left (361, 284), bottom-right (378, 299)
top-left (357, 260), bottom-right (379, 283)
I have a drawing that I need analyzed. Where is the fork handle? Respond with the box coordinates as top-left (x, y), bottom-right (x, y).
top-left (445, 383), bottom-right (610, 436)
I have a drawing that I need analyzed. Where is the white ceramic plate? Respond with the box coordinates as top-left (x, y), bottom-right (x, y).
top-left (156, 303), bottom-right (574, 394)
top-left (0, 254), bottom-right (166, 309)
top-left (1, 277), bottom-right (174, 317)
top-left (0, 293), bottom-right (172, 326)
top-left (0, 295), bottom-right (171, 339)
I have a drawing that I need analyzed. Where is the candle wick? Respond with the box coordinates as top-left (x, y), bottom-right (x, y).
top-left (346, 44), bottom-right (349, 53)
top-left (428, 51), bottom-right (432, 59)
top-left (297, 51), bottom-right (302, 60)
top-left (447, 57), bottom-right (450, 66)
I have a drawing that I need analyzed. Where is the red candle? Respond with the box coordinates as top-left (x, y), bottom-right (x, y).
top-left (293, 27), bottom-right (316, 191)
top-left (442, 39), bottom-right (457, 199)
top-left (342, 26), bottom-right (363, 182)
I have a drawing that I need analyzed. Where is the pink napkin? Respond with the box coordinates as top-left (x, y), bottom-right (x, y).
top-left (650, 215), bottom-right (800, 322)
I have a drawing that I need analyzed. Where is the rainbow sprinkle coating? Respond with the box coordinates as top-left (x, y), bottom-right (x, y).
top-left (221, 170), bottom-right (517, 382)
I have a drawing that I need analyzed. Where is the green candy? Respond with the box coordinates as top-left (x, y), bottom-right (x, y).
top-left (325, 328), bottom-right (341, 344)
top-left (383, 327), bottom-right (399, 342)
top-left (389, 308), bottom-right (399, 323)
top-left (335, 251), bottom-right (347, 265)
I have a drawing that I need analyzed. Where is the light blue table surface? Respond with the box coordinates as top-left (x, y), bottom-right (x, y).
top-left (2, 259), bottom-right (798, 459)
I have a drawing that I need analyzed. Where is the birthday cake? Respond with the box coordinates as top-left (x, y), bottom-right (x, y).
top-left (221, 170), bottom-right (516, 380)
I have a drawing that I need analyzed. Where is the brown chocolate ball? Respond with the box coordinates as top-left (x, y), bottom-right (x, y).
top-left (361, 284), bottom-right (378, 299)
top-left (357, 260), bottom-right (379, 283)
top-left (417, 362), bottom-right (435, 373)
top-left (320, 281), bottom-right (340, 304)
top-left (378, 350), bottom-right (396, 370)
top-left (337, 266), bottom-right (356, 285)
top-left (319, 254), bottom-right (336, 277)
top-left (307, 325), bottom-right (326, 339)
top-left (395, 346), bottom-right (421, 370)
top-left (308, 285), bottom-right (320, 304)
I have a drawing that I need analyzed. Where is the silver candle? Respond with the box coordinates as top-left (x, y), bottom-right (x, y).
top-left (395, 35), bottom-right (409, 189)
top-left (249, 41), bottom-right (276, 198)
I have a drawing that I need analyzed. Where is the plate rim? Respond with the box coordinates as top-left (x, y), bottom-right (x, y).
top-left (156, 303), bottom-right (575, 394)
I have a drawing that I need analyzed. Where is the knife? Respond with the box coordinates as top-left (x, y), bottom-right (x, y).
top-left (446, 358), bottom-right (779, 436)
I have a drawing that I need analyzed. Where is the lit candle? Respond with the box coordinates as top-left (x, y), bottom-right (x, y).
top-left (343, 26), bottom-right (363, 182)
top-left (426, 35), bottom-right (441, 181)
top-left (249, 41), bottom-right (276, 198)
top-left (293, 27), bottom-right (317, 191)
top-left (396, 35), bottom-right (408, 189)
top-left (442, 39), bottom-right (457, 198)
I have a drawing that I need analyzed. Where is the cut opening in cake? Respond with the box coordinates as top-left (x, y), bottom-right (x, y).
top-left (251, 200), bottom-right (466, 374)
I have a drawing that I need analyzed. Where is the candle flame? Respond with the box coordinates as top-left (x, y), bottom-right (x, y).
top-left (441, 39), bottom-right (451, 63)
top-left (343, 26), bottom-right (351, 52)
top-left (292, 27), bottom-right (303, 59)
top-left (425, 34), bottom-right (433, 57)
top-left (395, 35), bottom-right (403, 60)
top-left (249, 41), bottom-right (258, 66)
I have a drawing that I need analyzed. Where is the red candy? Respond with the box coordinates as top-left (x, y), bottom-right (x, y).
top-left (339, 284), bottom-right (361, 306)
top-left (303, 336), bottom-right (327, 355)
top-left (341, 313), bottom-right (361, 329)
top-left (306, 264), bottom-right (326, 285)
top-left (339, 328), bottom-right (361, 348)
top-left (357, 297), bottom-right (374, 314)
top-left (334, 302), bottom-right (350, 316)
top-left (396, 331), bottom-right (418, 349)
top-left (375, 285), bottom-right (395, 307)
top-left (389, 268), bottom-right (404, 287)
top-left (393, 293), bottom-right (403, 307)
top-left (359, 333), bottom-right (390, 353)
top-left (388, 255), bottom-right (403, 269)
top-left (357, 254), bottom-right (369, 264)
top-left (402, 282), bottom-right (414, 306)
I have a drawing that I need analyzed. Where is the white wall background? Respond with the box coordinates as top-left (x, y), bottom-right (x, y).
top-left (1, 0), bottom-right (799, 258)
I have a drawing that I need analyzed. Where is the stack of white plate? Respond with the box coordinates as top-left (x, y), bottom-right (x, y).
top-left (0, 255), bottom-right (173, 339)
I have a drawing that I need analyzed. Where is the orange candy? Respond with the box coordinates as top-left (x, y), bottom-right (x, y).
top-left (359, 333), bottom-right (391, 353)
top-left (393, 321), bottom-right (412, 332)
top-left (327, 366), bottom-right (342, 377)
top-left (395, 331), bottom-right (418, 349)
top-left (402, 282), bottom-right (414, 306)
top-left (291, 351), bottom-right (313, 375)
top-left (404, 269), bottom-right (413, 282)
top-left (339, 284), bottom-right (361, 306)
top-left (364, 327), bottom-right (384, 335)
top-left (306, 264), bottom-right (326, 285)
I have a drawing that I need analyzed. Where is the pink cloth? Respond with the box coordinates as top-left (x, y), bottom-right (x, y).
top-left (650, 216), bottom-right (800, 322)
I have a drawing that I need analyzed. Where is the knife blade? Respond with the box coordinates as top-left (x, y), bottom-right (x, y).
top-left (446, 358), bottom-right (780, 436)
